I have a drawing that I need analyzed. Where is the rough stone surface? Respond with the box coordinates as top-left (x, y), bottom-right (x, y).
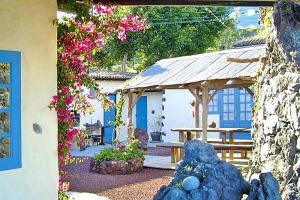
top-left (250, 3), bottom-right (300, 199)
top-left (247, 173), bottom-right (281, 200)
top-left (154, 140), bottom-right (253, 200)
top-left (90, 158), bottom-right (144, 175)
top-left (134, 128), bottom-right (149, 149)
top-left (153, 141), bottom-right (280, 200)
top-left (273, 2), bottom-right (300, 65)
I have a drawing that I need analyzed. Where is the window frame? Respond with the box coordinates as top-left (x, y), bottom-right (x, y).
top-left (208, 90), bottom-right (220, 114)
top-left (0, 50), bottom-right (21, 171)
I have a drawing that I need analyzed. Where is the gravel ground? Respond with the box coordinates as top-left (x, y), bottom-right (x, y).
top-left (97, 175), bottom-right (171, 200)
top-left (62, 154), bottom-right (174, 200)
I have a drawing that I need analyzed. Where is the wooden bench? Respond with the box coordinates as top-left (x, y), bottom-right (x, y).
top-left (157, 142), bottom-right (184, 163)
top-left (208, 138), bottom-right (253, 145)
top-left (157, 142), bottom-right (253, 163)
top-left (207, 139), bottom-right (253, 159)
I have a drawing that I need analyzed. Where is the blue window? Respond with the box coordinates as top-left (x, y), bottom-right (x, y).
top-left (0, 50), bottom-right (21, 171)
top-left (208, 90), bottom-right (219, 114)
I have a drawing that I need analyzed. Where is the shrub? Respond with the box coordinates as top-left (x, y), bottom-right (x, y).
top-left (58, 190), bottom-right (70, 200)
top-left (95, 139), bottom-right (145, 162)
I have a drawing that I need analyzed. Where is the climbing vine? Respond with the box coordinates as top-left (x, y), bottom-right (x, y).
top-left (49, 3), bottom-right (145, 192)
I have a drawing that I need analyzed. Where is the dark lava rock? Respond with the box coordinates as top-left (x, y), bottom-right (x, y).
top-left (247, 173), bottom-right (281, 200)
top-left (90, 158), bottom-right (143, 175)
top-left (153, 140), bottom-right (250, 200)
top-left (134, 128), bottom-right (149, 149)
top-left (153, 140), bottom-right (281, 200)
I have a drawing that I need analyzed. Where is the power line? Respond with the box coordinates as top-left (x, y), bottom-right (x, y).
top-left (149, 19), bottom-right (222, 25)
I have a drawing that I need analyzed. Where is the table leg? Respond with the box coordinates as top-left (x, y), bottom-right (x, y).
top-left (229, 131), bottom-right (234, 161)
top-left (171, 147), bottom-right (175, 163)
top-left (241, 150), bottom-right (248, 159)
top-left (179, 131), bottom-right (184, 142)
top-left (187, 131), bottom-right (192, 141)
top-left (180, 148), bottom-right (184, 160)
top-left (221, 132), bottom-right (226, 160)
top-left (174, 147), bottom-right (182, 163)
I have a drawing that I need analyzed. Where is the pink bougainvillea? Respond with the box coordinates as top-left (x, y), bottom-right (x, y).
top-left (49, 4), bottom-right (145, 191)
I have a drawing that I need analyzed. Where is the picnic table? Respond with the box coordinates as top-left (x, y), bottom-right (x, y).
top-left (171, 127), bottom-right (251, 142)
top-left (158, 128), bottom-right (252, 163)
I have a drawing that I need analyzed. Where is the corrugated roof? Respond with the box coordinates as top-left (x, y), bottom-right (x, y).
top-left (89, 69), bottom-right (136, 81)
top-left (123, 45), bottom-right (266, 90)
top-left (233, 37), bottom-right (266, 48)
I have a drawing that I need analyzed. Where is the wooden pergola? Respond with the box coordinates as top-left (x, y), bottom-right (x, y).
top-left (119, 45), bottom-right (266, 141)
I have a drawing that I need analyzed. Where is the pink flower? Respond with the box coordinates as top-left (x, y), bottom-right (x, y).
top-left (95, 4), bottom-right (115, 15)
top-left (84, 21), bottom-right (96, 33)
top-left (117, 28), bottom-right (127, 41)
top-left (66, 95), bottom-right (73, 105)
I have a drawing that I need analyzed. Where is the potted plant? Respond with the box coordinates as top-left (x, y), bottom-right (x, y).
top-left (150, 116), bottom-right (166, 142)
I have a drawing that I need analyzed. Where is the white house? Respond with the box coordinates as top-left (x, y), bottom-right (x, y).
top-left (116, 45), bottom-right (265, 143)
top-left (80, 70), bottom-right (163, 143)
top-left (82, 45), bottom-right (264, 145)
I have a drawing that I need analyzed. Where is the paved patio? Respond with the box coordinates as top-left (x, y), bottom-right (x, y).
top-left (70, 144), bottom-right (175, 170)
top-left (144, 155), bottom-right (175, 169)
top-left (70, 144), bottom-right (113, 157)
top-left (66, 192), bottom-right (109, 200)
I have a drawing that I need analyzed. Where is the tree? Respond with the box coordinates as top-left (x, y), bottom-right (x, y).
top-left (94, 6), bottom-right (234, 72)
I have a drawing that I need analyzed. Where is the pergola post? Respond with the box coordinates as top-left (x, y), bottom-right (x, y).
top-left (127, 91), bottom-right (133, 137)
top-left (202, 84), bottom-right (209, 142)
top-left (188, 88), bottom-right (202, 138)
top-left (195, 88), bottom-right (200, 137)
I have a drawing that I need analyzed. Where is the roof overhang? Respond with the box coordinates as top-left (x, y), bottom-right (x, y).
top-left (118, 45), bottom-right (266, 92)
top-left (93, 0), bottom-right (275, 7)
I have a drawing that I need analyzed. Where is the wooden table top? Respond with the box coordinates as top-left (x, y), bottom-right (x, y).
top-left (171, 127), bottom-right (252, 133)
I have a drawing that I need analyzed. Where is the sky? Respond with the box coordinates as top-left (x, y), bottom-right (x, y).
top-left (230, 7), bottom-right (260, 29)
top-left (58, 7), bottom-right (260, 29)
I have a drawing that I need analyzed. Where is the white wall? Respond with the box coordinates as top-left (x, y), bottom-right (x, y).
top-left (0, 1), bottom-right (58, 200)
top-left (81, 85), bottom-right (223, 144)
top-left (80, 80), bottom-right (125, 127)
top-left (119, 91), bottom-right (162, 142)
top-left (162, 89), bottom-right (220, 142)
top-left (80, 80), bottom-right (163, 143)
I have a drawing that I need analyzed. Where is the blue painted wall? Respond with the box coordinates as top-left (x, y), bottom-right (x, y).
top-left (209, 88), bottom-right (253, 140)
top-left (136, 96), bottom-right (148, 131)
top-left (103, 94), bottom-right (116, 143)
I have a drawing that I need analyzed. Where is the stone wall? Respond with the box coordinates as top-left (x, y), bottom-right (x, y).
top-left (250, 3), bottom-right (300, 199)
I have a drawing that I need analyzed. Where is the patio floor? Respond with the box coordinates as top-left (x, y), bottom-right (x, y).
top-left (70, 144), bottom-right (113, 157)
top-left (144, 155), bottom-right (175, 169)
top-left (70, 144), bottom-right (175, 170)
top-left (70, 144), bottom-right (249, 169)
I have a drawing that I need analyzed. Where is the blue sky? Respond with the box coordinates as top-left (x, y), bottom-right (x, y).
top-left (58, 7), bottom-right (260, 29)
top-left (230, 7), bottom-right (260, 29)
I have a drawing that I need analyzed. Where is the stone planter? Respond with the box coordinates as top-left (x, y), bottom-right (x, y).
top-left (90, 157), bottom-right (144, 175)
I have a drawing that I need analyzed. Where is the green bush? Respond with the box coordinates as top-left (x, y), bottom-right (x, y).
top-left (58, 190), bottom-right (70, 200)
top-left (95, 139), bottom-right (145, 162)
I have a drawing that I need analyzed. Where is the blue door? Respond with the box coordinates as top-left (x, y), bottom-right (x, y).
top-left (136, 96), bottom-right (147, 131)
top-left (220, 88), bottom-right (253, 139)
top-left (103, 94), bottom-right (116, 143)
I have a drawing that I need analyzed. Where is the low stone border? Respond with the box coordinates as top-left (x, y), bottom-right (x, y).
top-left (90, 158), bottom-right (144, 175)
